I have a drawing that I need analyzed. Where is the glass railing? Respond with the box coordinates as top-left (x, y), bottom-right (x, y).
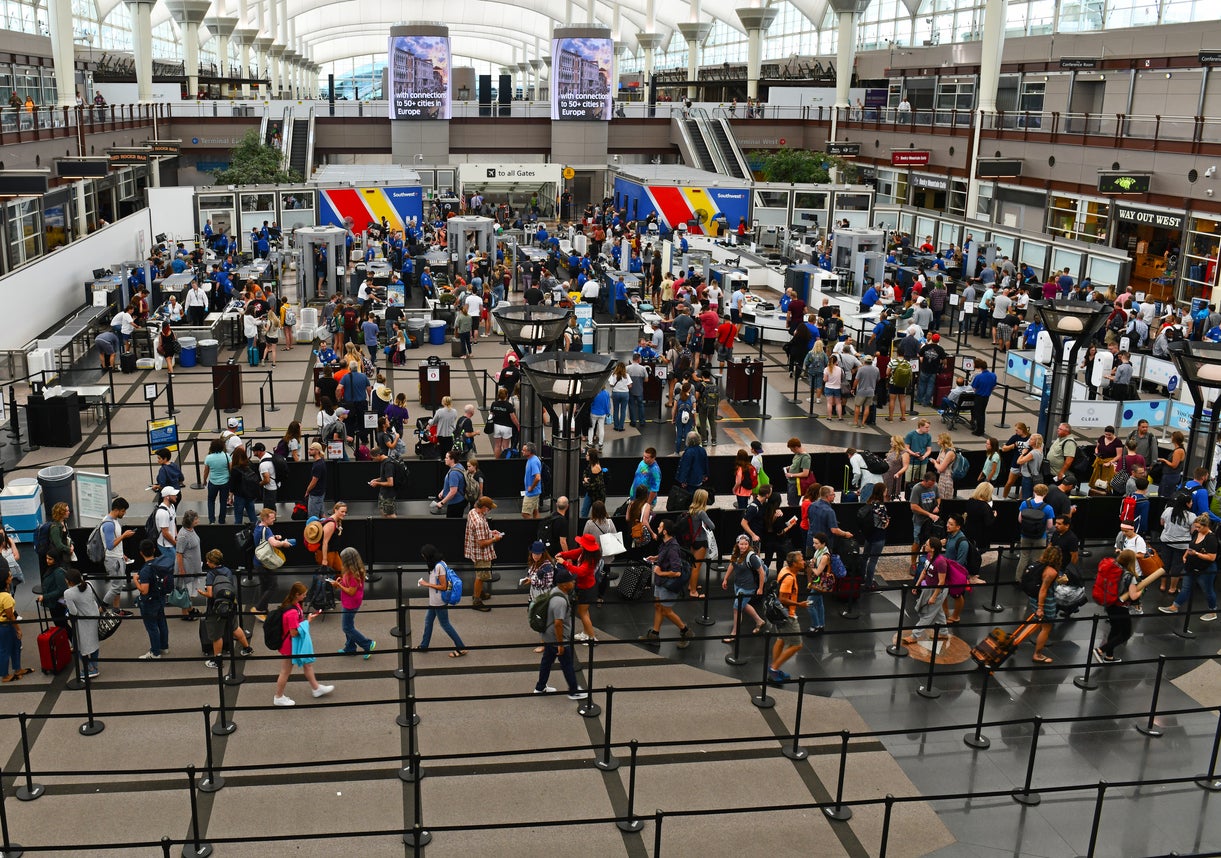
top-left (0, 102), bottom-right (164, 139)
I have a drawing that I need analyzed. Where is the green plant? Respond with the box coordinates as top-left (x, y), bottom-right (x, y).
top-left (212, 129), bottom-right (302, 186)
top-left (749, 149), bottom-right (860, 184)
top-left (438, 292), bottom-right (456, 305)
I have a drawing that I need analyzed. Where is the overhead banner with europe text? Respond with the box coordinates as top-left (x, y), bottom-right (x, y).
top-left (551, 37), bottom-right (613, 120)
top-left (388, 34), bottom-right (451, 120)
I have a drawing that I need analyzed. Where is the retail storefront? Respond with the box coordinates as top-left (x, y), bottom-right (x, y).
top-left (1046, 192), bottom-right (1111, 245)
top-left (1109, 202), bottom-right (1185, 303)
top-left (1182, 214), bottom-right (1220, 304)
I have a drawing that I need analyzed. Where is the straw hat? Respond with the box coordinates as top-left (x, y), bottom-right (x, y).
top-left (374, 385), bottom-right (393, 402)
top-left (303, 520), bottom-right (325, 546)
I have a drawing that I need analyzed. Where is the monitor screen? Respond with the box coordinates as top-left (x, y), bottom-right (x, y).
top-left (388, 35), bottom-right (451, 120)
top-left (551, 37), bottom-right (613, 120)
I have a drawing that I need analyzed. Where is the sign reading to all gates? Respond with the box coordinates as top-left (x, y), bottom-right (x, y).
top-left (891, 150), bottom-right (930, 167)
top-left (1097, 172), bottom-right (1152, 195)
top-left (826, 142), bottom-right (861, 157)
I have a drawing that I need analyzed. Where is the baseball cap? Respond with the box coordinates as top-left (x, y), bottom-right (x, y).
top-left (161, 486), bottom-right (180, 498)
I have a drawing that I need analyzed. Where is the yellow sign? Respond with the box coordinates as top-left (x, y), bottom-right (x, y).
top-left (562, 167), bottom-right (575, 180)
top-left (147, 418), bottom-right (179, 453)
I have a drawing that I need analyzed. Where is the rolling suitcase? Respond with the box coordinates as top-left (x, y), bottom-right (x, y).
top-left (617, 561), bottom-right (651, 601)
top-left (247, 344), bottom-right (260, 367)
top-left (120, 352), bottom-right (137, 373)
top-left (969, 613), bottom-right (1039, 670)
top-left (38, 624), bottom-right (72, 674)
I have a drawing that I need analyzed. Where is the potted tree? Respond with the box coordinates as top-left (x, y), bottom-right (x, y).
top-left (433, 291), bottom-right (457, 329)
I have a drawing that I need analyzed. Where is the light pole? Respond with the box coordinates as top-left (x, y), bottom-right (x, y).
top-left (492, 303), bottom-right (572, 455)
top-left (1032, 300), bottom-right (1110, 439)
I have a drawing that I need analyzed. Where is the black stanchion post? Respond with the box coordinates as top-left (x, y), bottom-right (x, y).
top-left (752, 631), bottom-right (775, 708)
top-left (394, 623), bottom-right (412, 681)
top-left (917, 623), bottom-right (942, 699)
top-left (878, 794), bottom-right (895, 858)
top-left (578, 639), bottom-right (601, 717)
top-left (256, 387), bottom-right (269, 431)
top-left (1075, 780), bottom-right (1107, 858)
top-left (397, 688), bottom-right (420, 729)
top-left (14, 714), bottom-right (43, 801)
top-left (224, 622), bottom-right (243, 687)
top-left (782, 676), bottom-right (809, 760)
top-left (725, 602), bottom-right (747, 666)
top-left (162, 835), bottom-right (172, 858)
top-left (199, 705), bottom-right (225, 793)
top-left (594, 686), bottom-right (620, 772)
top-left (963, 670), bottom-right (993, 750)
top-left (984, 547), bottom-right (1004, 613)
top-left (267, 371), bottom-right (279, 412)
top-left (1012, 716), bottom-right (1043, 806)
top-left (401, 757), bottom-right (432, 848)
top-left (189, 437), bottom-right (204, 490)
top-left (398, 711), bottom-right (422, 783)
top-left (1175, 585), bottom-right (1196, 640)
top-left (0, 764), bottom-right (23, 858)
top-left (1074, 614), bottom-right (1102, 691)
top-left (824, 730), bottom-right (853, 821)
top-left (78, 650), bottom-right (105, 736)
top-left (695, 558), bottom-right (715, 626)
top-left (391, 567), bottom-right (405, 638)
top-left (211, 660), bottom-right (236, 736)
top-left (103, 401), bottom-right (113, 448)
top-left (166, 373), bottom-right (178, 415)
top-left (1195, 706), bottom-right (1221, 791)
top-left (183, 765), bottom-right (213, 858)
top-left (996, 384), bottom-right (1010, 430)
top-left (653, 809), bottom-right (664, 856)
top-left (616, 740), bottom-right (644, 833)
top-left (760, 378), bottom-right (770, 421)
top-left (1135, 654), bottom-right (1167, 737)
top-left (886, 584), bottom-right (910, 658)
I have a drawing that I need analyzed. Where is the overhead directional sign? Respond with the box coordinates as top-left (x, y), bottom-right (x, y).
top-left (826, 141), bottom-right (861, 157)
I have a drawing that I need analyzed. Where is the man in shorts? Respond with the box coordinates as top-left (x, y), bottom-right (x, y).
top-left (522, 442), bottom-right (543, 518)
top-left (851, 355), bottom-right (880, 428)
top-left (201, 550), bottom-right (254, 669)
top-left (465, 496), bottom-right (503, 611)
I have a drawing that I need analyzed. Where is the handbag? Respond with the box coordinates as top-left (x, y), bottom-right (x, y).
top-left (1137, 549), bottom-right (1163, 576)
top-left (166, 586), bottom-right (192, 609)
top-left (291, 502), bottom-right (308, 521)
top-left (703, 524), bottom-right (719, 563)
top-left (255, 538), bottom-right (287, 569)
top-left (668, 485), bottom-right (692, 511)
top-left (484, 420), bottom-right (495, 435)
top-left (88, 583), bottom-right (123, 642)
top-left (599, 531), bottom-right (627, 557)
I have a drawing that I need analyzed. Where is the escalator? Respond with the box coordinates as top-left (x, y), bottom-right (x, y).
top-left (683, 118), bottom-right (716, 172)
top-left (707, 117), bottom-right (749, 179)
top-left (288, 108), bottom-right (313, 178)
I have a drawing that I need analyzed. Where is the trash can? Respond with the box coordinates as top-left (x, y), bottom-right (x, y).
top-left (197, 339), bottom-right (219, 367)
top-left (428, 320), bottom-right (447, 346)
top-left (179, 336), bottom-right (197, 367)
top-left (36, 465), bottom-right (74, 523)
top-left (726, 358), bottom-right (763, 403)
top-left (407, 319), bottom-right (427, 348)
top-left (0, 479), bottom-right (43, 545)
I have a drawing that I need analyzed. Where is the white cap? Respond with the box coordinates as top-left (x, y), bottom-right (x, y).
top-left (161, 486), bottom-right (180, 498)
top-left (226, 417), bottom-right (241, 429)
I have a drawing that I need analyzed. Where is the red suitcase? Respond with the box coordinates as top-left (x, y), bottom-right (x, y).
top-left (38, 625), bottom-right (72, 674)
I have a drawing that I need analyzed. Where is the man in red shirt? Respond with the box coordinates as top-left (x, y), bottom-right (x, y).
top-left (786, 289), bottom-right (807, 333)
top-left (699, 304), bottom-right (720, 370)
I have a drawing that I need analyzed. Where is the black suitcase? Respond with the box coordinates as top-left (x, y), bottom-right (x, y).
top-left (451, 337), bottom-right (465, 358)
top-left (120, 352), bottom-right (137, 373)
top-left (617, 561), bottom-right (651, 601)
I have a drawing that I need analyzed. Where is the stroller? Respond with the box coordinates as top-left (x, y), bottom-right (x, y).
top-left (414, 417), bottom-right (440, 458)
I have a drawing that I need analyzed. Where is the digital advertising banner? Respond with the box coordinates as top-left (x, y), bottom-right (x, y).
top-left (388, 35), bottom-right (451, 120)
top-left (551, 37), bottom-right (613, 120)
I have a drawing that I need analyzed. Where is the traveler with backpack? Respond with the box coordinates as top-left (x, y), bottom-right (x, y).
top-left (672, 383), bottom-right (697, 455)
top-left (465, 496), bottom-right (503, 612)
top-left (1095, 550), bottom-right (1140, 663)
top-left (1026, 545), bottom-right (1064, 663)
top-left (133, 540), bottom-right (173, 659)
top-left (722, 534), bottom-right (767, 641)
top-left (368, 447), bottom-right (399, 518)
top-left (765, 551), bottom-right (808, 683)
top-left (271, 582), bottom-right (335, 706)
top-left (859, 487), bottom-right (891, 590)
top-left (532, 566), bottom-right (587, 699)
top-left (62, 569), bottom-right (100, 678)
top-left (152, 447), bottom-right (184, 496)
top-left (1157, 491), bottom-right (1194, 594)
top-left (251, 442), bottom-right (280, 509)
top-left (942, 514), bottom-right (970, 624)
top-left (904, 537), bottom-right (952, 646)
top-left (416, 544), bottom-right (468, 657)
top-left (95, 497), bottom-right (136, 615)
top-left (41, 502), bottom-right (73, 578)
top-left (251, 507), bottom-right (297, 622)
top-left (1158, 514), bottom-right (1218, 621)
top-left (1016, 486), bottom-right (1054, 578)
top-left (228, 447), bottom-right (260, 525)
top-left (433, 450), bottom-right (469, 518)
top-left (201, 550), bottom-right (254, 669)
top-left (932, 433), bottom-right (960, 500)
top-left (329, 547), bottom-right (377, 659)
top-left (638, 520), bottom-right (695, 649)
top-left (579, 448), bottom-right (607, 518)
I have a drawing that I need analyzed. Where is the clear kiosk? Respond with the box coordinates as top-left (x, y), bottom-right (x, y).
top-left (445, 216), bottom-right (496, 278)
top-left (831, 228), bottom-right (886, 295)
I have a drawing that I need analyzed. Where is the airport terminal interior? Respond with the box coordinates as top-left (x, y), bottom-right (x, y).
top-left (0, 0), bottom-right (1221, 855)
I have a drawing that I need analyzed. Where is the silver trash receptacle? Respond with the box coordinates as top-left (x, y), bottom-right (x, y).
top-left (198, 339), bottom-right (220, 366)
top-left (36, 465), bottom-right (75, 524)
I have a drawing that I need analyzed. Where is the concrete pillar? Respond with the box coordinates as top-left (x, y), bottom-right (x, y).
top-left (735, 7), bottom-right (777, 101)
top-left (518, 62), bottom-right (531, 100)
top-left (233, 27), bottom-right (256, 97)
top-left (206, 15), bottom-right (238, 80)
top-left (586, 0), bottom-right (596, 25)
top-left (637, 33), bottom-right (661, 89)
top-left (968, 0), bottom-right (1009, 220)
top-left (254, 36), bottom-right (273, 95)
top-left (530, 59), bottom-right (544, 101)
top-left (610, 41), bottom-right (622, 101)
top-left (166, 0), bottom-right (210, 99)
top-left (47, 0), bottom-right (76, 106)
top-left (826, 0), bottom-right (867, 138)
top-left (269, 44), bottom-right (285, 98)
top-left (677, 22), bottom-right (712, 101)
top-left (125, 0), bottom-right (157, 103)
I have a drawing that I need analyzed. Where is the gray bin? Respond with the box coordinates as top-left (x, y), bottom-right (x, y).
top-left (198, 338), bottom-right (220, 366)
top-left (37, 465), bottom-right (74, 525)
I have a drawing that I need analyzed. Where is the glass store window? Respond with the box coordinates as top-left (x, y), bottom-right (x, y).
top-left (1047, 194), bottom-right (1079, 240)
top-left (946, 178), bottom-right (968, 217)
top-left (1183, 216), bottom-right (1220, 303)
top-left (6, 198), bottom-right (43, 268)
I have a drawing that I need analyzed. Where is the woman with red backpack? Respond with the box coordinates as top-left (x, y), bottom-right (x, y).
top-left (1095, 550), bottom-right (1140, 663)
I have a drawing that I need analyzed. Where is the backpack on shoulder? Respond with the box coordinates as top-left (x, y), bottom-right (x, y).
top-left (950, 448), bottom-right (971, 481)
top-left (1018, 502), bottom-right (1048, 539)
top-left (86, 523), bottom-right (107, 563)
top-left (263, 607), bottom-right (286, 650)
top-left (441, 563), bottom-right (463, 606)
top-left (1019, 562), bottom-right (1045, 598)
top-left (762, 570), bottom-right (792, 625)
top-left (1092, 557), bottom-right (1126, 607)
top-left (528, 587), bottom-right (562, 633)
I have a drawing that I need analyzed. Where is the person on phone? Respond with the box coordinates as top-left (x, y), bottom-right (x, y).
top-left (417, 544), bottom-right (467, 657)
top-left (272, 582), bottom-right (334, 706)
top-left (637, 520), bottom-right (695, 649)
top-left (465, 496), bottom-right (503, 612)
top-left (331, 547), bottom-right (376, 659)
